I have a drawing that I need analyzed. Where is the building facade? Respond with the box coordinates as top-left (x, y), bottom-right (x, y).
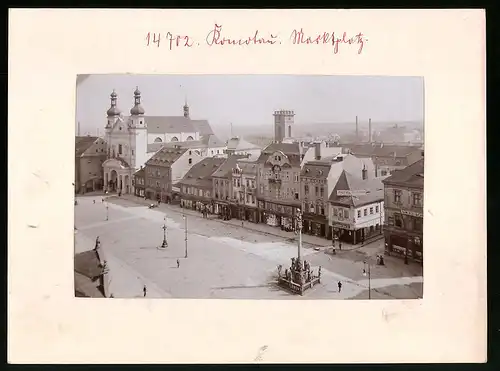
top-left (132, 167), bottom-right (145, 197)
top-left (239, 161), bottom-right (258, 222)
top-left (329, 171), bottom-right (385, 244)
top-left (178, 157), bottom-right (226, 212)
top-left (382, 158), bottom-right (424, 263)
top-left (256, 143), bottom-right (302, 230)
top-left (75, 136), bottom-right (107, 194)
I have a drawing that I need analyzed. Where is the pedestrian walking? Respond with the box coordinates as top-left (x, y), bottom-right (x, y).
top-left (339, 241), bottom-right (342, 250)
top-left (143, 285), bottom-right (147, 297)
top-left (177, 259), bottom-right (180, 268)
top-left (338, 281), bottom-right (342, 293)
top-left (93, 199), bottom-right (96, 204)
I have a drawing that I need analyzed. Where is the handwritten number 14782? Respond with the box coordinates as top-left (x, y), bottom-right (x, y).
top-left (146, 32), bottom-right (194, 49)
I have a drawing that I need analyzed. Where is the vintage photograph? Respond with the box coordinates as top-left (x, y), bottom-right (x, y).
top-left (74, 74), bottom-right (424, 299)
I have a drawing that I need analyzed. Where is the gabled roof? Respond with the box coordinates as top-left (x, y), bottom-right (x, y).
top-left (133, 167), bottom-right (145, 177)
top-left (211, 155), bottom-right (249, 178)
top-left (329, 171), bottom-right (386, 207)
top-left (145, 147), bottom-right (187, 167)
top-left (178, 157), bottom-right (226, 188)
top-left (382, 158), bottom-right (424, 188)
top-left (75, 136), bottom-right (99, 157)
top-left (257, 142), bottom-right (301, 166)
top-left (192, 119), bottom-right (214, 136)
top-left (301, 161), bottom-right (331, 179)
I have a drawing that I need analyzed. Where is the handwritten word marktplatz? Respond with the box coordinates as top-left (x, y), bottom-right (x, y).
top-left (290, 28), bottom-right (367, 54)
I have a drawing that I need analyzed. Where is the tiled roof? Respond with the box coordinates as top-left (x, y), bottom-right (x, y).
top-left (133, 167), bottom-right (145, 177)
top-left (145, 147), bottom-right (187, 167)
top-left (237, 161), bottom-right (258, 175)
top-left (75, 136), bottom-right (98, 157)
top-left (211, 155), bottom-right (249, 178)
top-left (178, 157), bottom-right (226, 188)
top-left (301, 162), bottom-right (331, 179)
top-left (146, 116), bottom-right (195, 133)
top-left (329, 171), bottom-right (386, 207)
top-left (162, 140), bottom-right (204, 149)
top-left (147, 143), bottom-right (165, 153)
top-left (382, 158), bottom-right (424, 188)
top-left (343, 143), bottom-right (421, 158)
top-left (192, 119), bottom-right (214, 136)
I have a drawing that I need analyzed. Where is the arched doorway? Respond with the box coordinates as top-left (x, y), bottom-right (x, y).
top-left (109, 170), bottom-right (118, 192)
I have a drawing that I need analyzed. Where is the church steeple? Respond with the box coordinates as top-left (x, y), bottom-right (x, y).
top-left (130, 86), bottom-right (145, 116)
top-left (183, 96), bottom-right (190, 119)
top-left (107, 89), bottom-right (121, 117)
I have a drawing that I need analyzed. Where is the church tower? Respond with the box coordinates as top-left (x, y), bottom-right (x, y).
top-left (105, 90), bottom-right (121, 158)
top-left (183, 97), bottom-right (190, 119)
top-left (129, 87), bottom-right (148, 169)
top-left (273, 110), bottom-right (295, 143)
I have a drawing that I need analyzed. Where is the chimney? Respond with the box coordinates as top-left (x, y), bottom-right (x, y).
top-left (362, 164), bottom-right (367, 180)
top-left (314, 142), bottom-right (321, 160)
top-left (368, 118), bottom-right (372, 143)
top-left (355, 116), bottom-right (359, 141)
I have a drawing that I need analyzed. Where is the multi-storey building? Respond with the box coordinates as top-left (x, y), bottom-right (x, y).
top-left (225, 136), bottom-right (262, 158)
top-left (382, 158), bottom-right (424, 263)
top-left (301, 149), bottom-right (377, 240)
top-left (239, 161), bottom-right (258, 222)
top-left (211, 155), bottom-right (248, 219)
top-left (329, 171), bottom-right (385, 244)
top-left (142, 146), bottom-right (204, 202)
top-left (178, 157), bottom-right (226, 212)
top-left (75, 136), bottom-right (107, 194)
top-left (132, 167), bottom-right (145, 197)
top-left (256, 142), bottom-right (302, 230)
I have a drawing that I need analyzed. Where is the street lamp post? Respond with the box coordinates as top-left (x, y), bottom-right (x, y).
top-left (296, 208), bottom-right (302, 263)
top-left (363, 260), bottom-right (372, 299)
top-left (161, 216), bottom-right (168, 249)
top-left (105, 203), bottom-right (109, 221)
top-left (183, 214), bottom-right (188, 258)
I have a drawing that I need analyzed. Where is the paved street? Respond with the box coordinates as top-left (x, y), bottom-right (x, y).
top-left (74, 195), bottom-right (423, 299)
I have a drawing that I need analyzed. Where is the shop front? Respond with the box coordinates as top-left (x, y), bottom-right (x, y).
top-left (244, 207), bottom-right (258, 223)
top-left (257, 200), bottom-right (299, 230)
top-left (384, 227), bottom-right (423, 263)
top-left (303, 214), bottom-right (329, 239)
top-left (332, 222), bottom-right (355, 244)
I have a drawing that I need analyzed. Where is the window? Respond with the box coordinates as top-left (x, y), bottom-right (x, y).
top-left (334, 208), bottom-right (338, 216)
top-left (412, 192), bottom-right (422, 207)
top-left (394, 189), bottom-right (402, 203)
top-left (294, 173), bottom-right (299, 182)
top-left (321, 207), bottom-right (325, 215)
top-left (304, 202), bottom-right (308, 212)
top-left (211, 150), bottom-right (214, 155)
top-left (375, 205), bottom-right (379, 213)
top-left (381, 170), bottom-right (387, 176)
top-left (413, 217), bottom-right (423, 232)
top-left (357, 210), bottom-right (361, 218)
top-left (364, 209), bottom-right (368, 216)
top-left (315, 186), bottom-right (319, 196)
top-left (320, 187), bottom-right (324, 197)
top-left (118, 144), bottom-right (123, 155)
top-left (246, 179), bottom-right (250, 187)
top-left (343, 210), bottom-right (349, 218)
top-left (188, 158), bottom-right (192, 165)
top-left (395, 214), bottom-right (403, 228)
top-left (189, 151), bottom-right (192, 155)
top-left (154, 137), bottom-right (162, 143)
top-left (304, 185), bottom-right (309, 195)
top-left (370, 207), bottom-right (374, 214)
top-left (294, 192), bottom-right (299, 200)
top-left (132, 149), bottom-right (134, 155)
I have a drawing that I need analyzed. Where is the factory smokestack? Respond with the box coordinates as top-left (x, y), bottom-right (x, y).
top-left (368, 118), bottom-right (372, 143)
top-left (355, 116), bottom-right (359, 141)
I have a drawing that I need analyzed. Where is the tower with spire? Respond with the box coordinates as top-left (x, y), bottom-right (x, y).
top-left (183, 96), bottom-right (190, 119)
top-left (129, 87), bottom-right (148, 169)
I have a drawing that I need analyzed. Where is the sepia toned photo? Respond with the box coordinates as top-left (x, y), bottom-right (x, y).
top-left (74, 74), bottom-right (424, 300)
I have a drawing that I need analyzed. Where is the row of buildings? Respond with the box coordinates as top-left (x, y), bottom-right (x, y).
top-left (75, 88), bottom-right (424, 263)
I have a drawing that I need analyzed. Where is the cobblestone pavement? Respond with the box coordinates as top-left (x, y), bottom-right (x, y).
top-left (74, 195), bottom-right (423, 299)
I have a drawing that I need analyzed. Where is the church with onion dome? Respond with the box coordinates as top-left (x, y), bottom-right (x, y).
top-left (102, 87), bottom-right (216, 195)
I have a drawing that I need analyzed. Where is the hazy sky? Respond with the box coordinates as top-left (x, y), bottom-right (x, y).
top-left (76, 75), bottom-right (424, 136)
